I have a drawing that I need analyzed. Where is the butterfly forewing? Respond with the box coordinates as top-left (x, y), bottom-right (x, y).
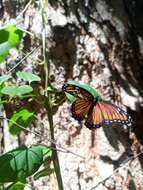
top-left (62, 83), bottom-right (93, 100)
top-left (63, 83), bottom-right (94, 121)
top-left (72, 98), bottom-right (93, 121)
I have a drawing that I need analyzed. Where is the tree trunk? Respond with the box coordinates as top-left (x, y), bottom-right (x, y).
top-left (1, 0), bottom-right (143, 189)
top-left (48, 0), bottom-right (143, 189)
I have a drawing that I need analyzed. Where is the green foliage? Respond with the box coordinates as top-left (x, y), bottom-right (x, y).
top-left (16, 71), bottom-right (41, 84)
top-left (46, 84), bottom-right (57, 93)
top-left (0, 74), bottom-right (12, 85)
top-left (8, 109), bottom-right (35, 135)
top-left (65, 92), bottom-right (77, 103)
top-left (0, 72), bottom-right (41, 98)
top-left (7, 182), bottom-right (25, 190)
top-left (0, 25), bottom-right (23, 63)
top-left (34, 167), bottom-right (54, 180)
top-left (0, 19), bottom-right (63, 189)
top-left (33, 145), bottom-right (53, 180)
top-left (37, 145), bottom-right (52, 157)
top-left (1, 85), bottom-right (33, 97)
top-left (0, 145), bottom-right (43, 183)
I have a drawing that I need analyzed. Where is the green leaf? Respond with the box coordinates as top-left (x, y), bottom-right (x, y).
top-left (0, 74), bottom-right (12, 85)
top-left (0, 25), bottom-right (23, 63)
top-left (7, 182), bottom-right (25, 190)
top-left (35, 145), bottom-right (52, 156)
top-left (36, 145), bottom-right (52, 156)
top-left (0, 42), bottom-right (11, 63)
top-left (65, 92), bottom-right (77, 103)
top-left (16, 71), bottom-right (41, 84)
top-left (67, 81), bottom-right (100, 99)
top-left (34, 167), bottom-right (54, 180)
top-left (33, 145), bottom-right (53, 181)
top-left (0, 145), bottom-right (43, 183)
top-left (0, 84), bottom-right (4, 96)
top-left (1, 85), bottom-right (33, 97)
top-left (9, 109), bottom-right (35, 135)
top-left (1, 86), bottom-right (18, 96)
top-left (46, 84), bottom-right (57, 93)
top-left (17, 85), bottom-right (33, 96)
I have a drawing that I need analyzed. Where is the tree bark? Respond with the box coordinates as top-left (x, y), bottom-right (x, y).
top-left (48, 0), bottom-right (143, 189)
top-left (1, 0), bottom-right (143, 189)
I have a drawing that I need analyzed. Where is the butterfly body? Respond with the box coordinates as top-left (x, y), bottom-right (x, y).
top-left (62, 82), bottom-right (132, 129)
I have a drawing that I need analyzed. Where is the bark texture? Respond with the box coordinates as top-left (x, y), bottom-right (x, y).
top-left (1, 0), bottom-right (143, 190)
top-left (49, 1), bottom-right (143, 189)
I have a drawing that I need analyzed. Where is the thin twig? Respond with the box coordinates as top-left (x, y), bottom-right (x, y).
top-left (6, 47), bottom-right (39, 75)
top-left (91, 150), bottom-right (143, 189)
top-left (16, 0), bottom-right (33, 19)
top-left (0, 116), bottom-right (85, 159)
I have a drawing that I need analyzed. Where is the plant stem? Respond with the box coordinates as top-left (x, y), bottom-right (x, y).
top-left (45, 98), bottom-right (64, 190)
top-left (40, 0), bottom-right (64, 189)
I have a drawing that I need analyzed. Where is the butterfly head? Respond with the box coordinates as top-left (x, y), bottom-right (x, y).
top-left (62, 83), bottom-right (68, 90)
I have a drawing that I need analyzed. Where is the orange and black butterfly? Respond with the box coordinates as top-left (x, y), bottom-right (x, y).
top-left (62, 82), bottom-right (133, 129)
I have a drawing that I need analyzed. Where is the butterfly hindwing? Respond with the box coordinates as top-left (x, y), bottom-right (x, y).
top-left (85, 101), bottom-right (132, 129)
top-left (85, 103), bottom-right (103, 128)
top-left (98, 101), bottom-right (132, 126)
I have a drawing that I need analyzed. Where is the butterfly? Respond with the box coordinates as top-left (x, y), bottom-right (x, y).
top-left (62, 82), bottom-right (133, 129)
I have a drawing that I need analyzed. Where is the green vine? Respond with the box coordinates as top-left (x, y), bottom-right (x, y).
top-left (40, 0), bottom-right (64, 189)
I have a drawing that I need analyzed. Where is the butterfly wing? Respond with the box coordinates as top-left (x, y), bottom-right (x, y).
top-left (85, 101), bottom-right (132, 129)
top-left (62, 83), bottom-right (94, 100)
top-left (63, 83), bottom-right (94, 121)
top-left (71, 98), bottom-right (93, 121)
